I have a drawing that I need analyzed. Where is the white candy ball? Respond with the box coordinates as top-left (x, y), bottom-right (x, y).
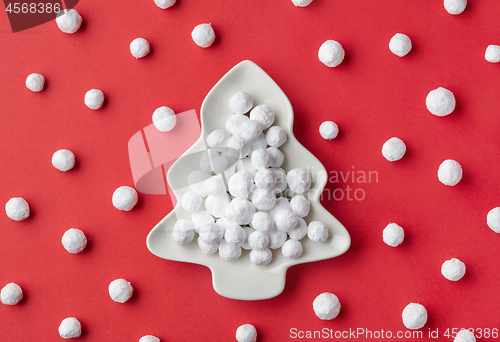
top-left (199, 223), bottom-right (224, 245)
top-left (292, 0), bottom-right (313, 6)
top-left (25, 73), bottom-right (45, 92)
top-left (240, 120), bottom-right (263, 141)
top-left (112, 186), bottom-right (138, 211)
top-left (205, 194), bottom-right (230, 218)
top-left (172, 219), bottom-right (195, 246)
top-left (402, 303), bottom-right (427, 329)
top-left (248, 231), bottom-right (270, 249)
top-left (204, 175), bottom-right (226, 196)
top-left (207, 129), bottom-right (231, 151)
top-left (236, 324), bottom-right (257, 342)
top-left (266, 147), bottom-right (284, 168)
top-left (441, 258), bottom-right (466, 281)
top-left (287, 168), bottom-right (312, 194)
top-left (5, 197), bottom-right (30, 221)
top-left (109, 278), bottom-right (134, 303)
top-left (307, 221), bottom-right (329, 243)
top-left (290, 194), bottom-right (310, 217)
top-left (224, 225), bottom-right (246, 247)
top-left (84, 89), bottom-right (104, 110)
top-left (269, 197), bottom-right (291, 217)
top-left (282, 239), bottom-right (303, 258)
top-left (225, 114), bottom-right (249, 136)
top-left (389, 33), bottom-right (412, 57)
top-left (318, 40), bottom-right (345, 67)
top-left (249, 248), bottom-right (272, 266)
top-left (130, 38), bottom-right (150, 58)
top-left (274, 209), bottom-right (298, 232)
top-left (1, 283), bottom-right (23, 305)
top-left (382, 137), bottom-right (406, 162)
top-left (254, 168), bottom-right (276, 189)
top-left (188, 170), bottom-right (211, 197)
top-left (58, 317), bottom-right (82, 339)
top-left (319, 121), bottom-right (339, 140)
top-left (266, 126), bottom-right (287, 148)
top-left (268, 229), bottom-right (287, 249)
top-left (241, 227), bottom-right (255, 250)
top-left (154, 0), bottom-right (176, 9)
top-left (228, 171), bottom-right (253, 199)
top-left (383, 223), bottom-right (404, 247)
top-left (191, 210), bottom-right (214, 232)
top-left (191, 23), bottom-right (216, 48)
top-left (487, 207), bottom-right (500, 233)
top-left (313, 292), bottom-right (341, 320)
top-left (52, 149), bottom-right (75, 171)
top-left (218, 240), bottom-right (242, 261)
top-left (229, 91), bottom-right (253, 114)
top-left (288, 217), bottom-right (308, 240)
top-left (251, 211), bottom-right (274, 232)
top-left (250, 188), bottom-right (276, 211)
top-left (227, 135), bottom-right (251, 159)
top-left (139, 335), bottom-right (160, 342)
top-left (56, 9), bottom-right (82, 34)
top-left (249, 134), bottom-right (268, 154)
top-left (226, 198), bottom-right (256, 225)
top-left (197, 237), bottom-right (218, 254)
top-left (438, 159), bottom-right (462, 186)
top-left (62, 228), bottom-right (87, 253)
top-left (454, 329), bottom-right (476, 342)
top-left (485, 45), bottom-right (500, 63)
top-left (251, 149), bottom-right (273, 169)
top-left (181, 191), bottom-right (202, 213)
top-left (444, 0), bottom-right (467, 15)
top-left (426, 87), bottom-right (456, 116)
top-left (272, 168), bottom-right (288, 192)
top-left (152, 106), bottom-right (176, 132)
top-left (250, 105), bottom-right (275, 129)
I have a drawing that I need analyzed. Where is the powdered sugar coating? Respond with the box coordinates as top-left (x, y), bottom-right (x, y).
top-left (199, 223), bottom-right (224, 244)
top-left (319, 121), bottom-right (339, 140)
top-left (58, 317), bottom-right (81, 339)
top-left (248, 231), bottom-right (270, 249)
top-left (268, 229), bottom-right (287, 249)
top-left (290, 194), bottom-right (310, 217)
top-left (251, 211), bottom-right (274, 232)
top-left (287, 168), bottom-right (312, 194)
top-left (318, 40), bottom-right (345, 67)
top-left (226, 198), bottom-right (256, 225)
top-left (236, 324), bottom-right (257, 342)
top-left (251, 149), bottom-right (273, 169)
top-left (307, 221), bottom-right (329, 242)
top-left (250, 188), bottom-right (276, 211)
top-left (487, 207), bottom-right (500, 233)
top-left (130, 38), bottom-right (150, 58)
top-left (240, 120), bottom-right (263, 141)
top-left (228, 171), bottom-right (253, 199)
top-left (250, 105), bottom-right (275, 129)
top-left (154, 0), bottom-right (176, 9)
top-left (485, 45), bottom-right (500, 63)
top-left (152, 106), bottom-right (176, 132)
top-left (402, 303), bottom-right (427, 329)
top-left (382, 137), bottom-right (406, 162)
top-left (254, 168), bottom-right (276, 189)
top-left (389, 33), bottom-right (412, 57)
top-left (84, 89), bottom-right (105, 110)
top-left (52, 149), bottom-right (76, 171)
top-left (112, 186), bottom-right (138, 211)
top-left (444, 0), bottom-right (467, 15)
top-left (426, 87), bottom-right (456, 116)
top-left (287, 217), bottom-right (308, 240)
top-left (181, 191), bottom-right (202, 213)
top-left (438, 159), bottom-right (462, 186)
top-left (109, 279), bottom-right (133, 303)
top-left (282, 239), bottom-right (303, 259)
top-left (56, 9), bottom-right (82, 34)
top-left (25, 73), bottom-right (45, 92)
top-left (383, 223), bottom-right (404, 247)
top-left (441, 258), bottom-right (466, 281)
top-left (5, 197), bottom-right (30, 221)
top-left (207, 129), bottom-right (231, 151)
top-left (172, 220), bottom-right (195, 246)
top-left (274, 209), bottom-right (298, 232)
top-left (197, 237), bottom-right (218, 254)
top-left (249, 248), bottom-right (272, 266)
top-left (313, 292), bottom-right (341, 320)
top-left (224, 225), bottom-right (246, 246)
top-left (1, 283), bottom-right (23, 305)
top-left (454, 329), bottom-right (476, 342)
top-left (266, 126), bottom-right (287, 148)
top-left (229, 91), bottom-right (253, 114)
top-left (218, 240), bottom-right (242, 261)
top-left (62, 228), bottom-right (87, 253)
top-left (205, 194), bottom-right (231, 218)
top-left (191, 23), bottom-right (216, 48)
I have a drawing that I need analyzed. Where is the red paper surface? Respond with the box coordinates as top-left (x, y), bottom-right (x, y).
top-left (1, 1), bottom-right (499, 341)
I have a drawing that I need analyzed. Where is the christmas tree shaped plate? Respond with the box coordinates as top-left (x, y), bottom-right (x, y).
top-left (147, 60), bottom-right (350, 300)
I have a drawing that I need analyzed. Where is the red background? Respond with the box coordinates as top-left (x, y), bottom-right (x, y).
top-left (1, 0), bottom-right (499, 341)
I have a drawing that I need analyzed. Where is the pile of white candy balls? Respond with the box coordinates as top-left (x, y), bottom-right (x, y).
top-left (171, 91), bottom-right (330, 265)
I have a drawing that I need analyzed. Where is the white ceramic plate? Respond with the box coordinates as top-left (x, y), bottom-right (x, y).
top-left (146, 60), bottom-right (351, 300)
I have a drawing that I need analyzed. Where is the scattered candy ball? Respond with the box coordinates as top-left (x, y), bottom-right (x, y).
top-left (426, 87), bottom-right (456, 116)
top-left (236, 324), bottom-right (257, 342)
top-left (58, 317), bottom-right (81, 339)
top-left (250, 105), bottom-right (275, 129)
top-left (319, 121), bottom-right (339, 140)
top-left (313, 292), bottom-right (341, 320)
top-left (154, 0), bottom-right (175, 9)
top-left (444, 0), bottom-right (467, 15)
top-left (383, 223), bottom-right (404, 247)
top-left (318, 40), bottom-right (345, 67)
top-left (229, 91), bottom-right (253, 114)
top-left (152, 106), bottom-right (176, 132)
top-left (52, 149), bottom-right (76, 172)
top-left (56, 9), bottom-right (82, 34)
top-left (84, 89), bottom-right (105, 110)
top-left (172, 220), bottom-right (195, 246)
top-left (291, 0), bottom-right (313, 7)
top-left (191, 23), bottom-right (216, 48)
top-left (112, 186), bottom-right (138, 211)
top-left (382, 137), bottom-right (406, 162)
top-left (1, 283), bottom-right (23, 305)
top-left (62, 228), bottom-right (87, 254)
top-left (389, 33), bottom-right (412, 57)
top-left (485, 45), bottom-right (500, 63)
top-left (109, 278), bottom-right (134, 303)
top-left (5, 197), bottom-right (30, 221)
top-left (441, 258), bottom-right (466, 281)
top-left (25, 73), bottom-right (45, 92)
top-left (454, 329), bottom-right (476, 342)
top-left (438, 159), bottom-right (462, 186)
top-left (307, 221), bottom-right (329, 242)
top-left (130, 38), bottom-right (150, 58)
top-left (402, 303), bottom-right (428, 329)
top-left (282, 239), bottom-right (303, 258)
top-left (487, 207), bottom-right (500, 233)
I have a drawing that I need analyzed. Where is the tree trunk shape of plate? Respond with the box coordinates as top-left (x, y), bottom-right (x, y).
top-left (146, 60), bottom-right (351, 300)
